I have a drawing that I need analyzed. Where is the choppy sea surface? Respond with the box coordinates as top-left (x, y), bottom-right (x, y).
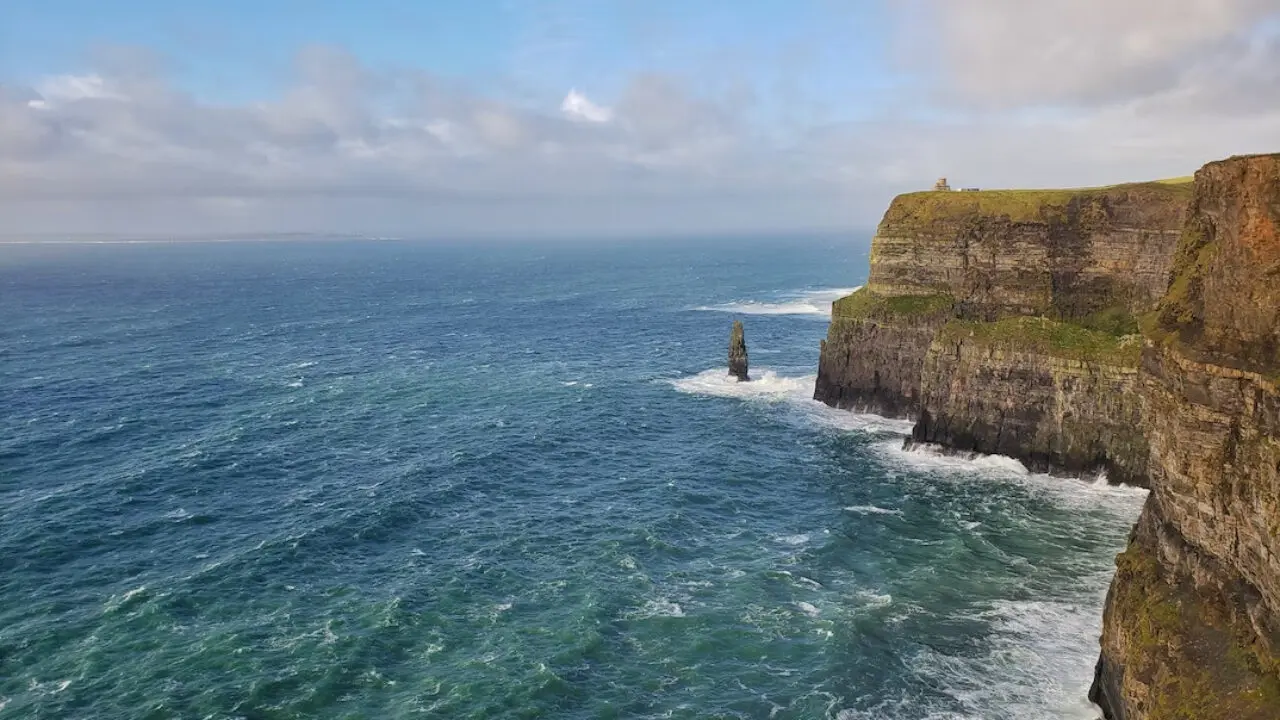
top-left (0, 236), bottom-right (1143, 719)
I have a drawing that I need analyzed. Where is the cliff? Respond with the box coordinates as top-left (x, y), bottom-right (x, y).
top-left (913, 317), bottom-right (1149, 485)
top-left (869, 183), bottom-right (1190, 319)
top-left (816, 181), bottom-right (1188, 479)
top-left (1091, 154), bottom-right (1280, 719)
top-left (814, 291), bottom-right (953, 416)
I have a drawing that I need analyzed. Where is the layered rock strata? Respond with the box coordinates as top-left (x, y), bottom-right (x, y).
top-left (816, 182), bottom-right (1189, 479)
top-left (1091, 154), bottom-right (1280, 719)
top-left (913, 317), bottom-right (1148, 485)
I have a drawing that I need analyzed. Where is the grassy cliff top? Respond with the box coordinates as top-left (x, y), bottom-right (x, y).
top-left (832, 288), bottom-right (954, 321)
top-left (881, 179), bottom-right (1193, 226)
top-left (937, 316), bottom-right (1142, 365)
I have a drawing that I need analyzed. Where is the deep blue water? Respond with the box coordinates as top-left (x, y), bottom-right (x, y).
top-left (0, 237), bottom-right (1143, 719)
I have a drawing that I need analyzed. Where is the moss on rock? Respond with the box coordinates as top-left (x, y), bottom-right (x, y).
top-left (831, 288), bottom-right (954, 322)
top-left (881, 181), bottom-right (1193, 227)
top-left (934, 316), bottom-right (1141, 366)
top-left (1097, 514), bottom-right (1280, 719)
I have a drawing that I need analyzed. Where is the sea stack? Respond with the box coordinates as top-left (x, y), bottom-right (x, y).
top-left (728, 320), bottom-right (749, 381)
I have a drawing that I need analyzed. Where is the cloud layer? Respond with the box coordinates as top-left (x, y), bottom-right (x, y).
top-left (3, 2), bottom-right (1280, 236)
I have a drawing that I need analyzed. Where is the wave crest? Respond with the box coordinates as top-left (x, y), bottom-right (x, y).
top-left (695, 287), bottom-right (861, 317)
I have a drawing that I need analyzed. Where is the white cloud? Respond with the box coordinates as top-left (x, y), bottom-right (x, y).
top-left (560, 89), bottom-right (613, 123)
top-left (903, 0), bottom-right (1280, 108)
top-left (34, 73), bottom-right (124, 104)
top-left (3, 4), bottom-right (1280, 237)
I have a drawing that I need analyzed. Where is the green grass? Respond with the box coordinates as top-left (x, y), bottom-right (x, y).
top-left (1159, 218), bottom-right (1216, 330)
top-left (881, 180), bottom-right (1193, 225)
top-left (1108, 539), bottom-right (1280, 719)
top-left (831, 288), bottom-right (954, 320)
top-left (936, 315), bottom-right (1142, 365)
top-left (1077, 306), bottom-right (1140, 336)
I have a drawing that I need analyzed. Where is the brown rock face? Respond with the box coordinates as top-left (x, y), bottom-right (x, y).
top-left (1092, 154), bottom-right (1280, 719)
top-left (814, 301), bottom-right (948, 416)
top-left (728, 320), bottom-right (749, 382)
top-left (914, 331), bottom-right (1149, 486)
top-left (815, 182), bottom-right (1187, 478)
top-left (869, 184), bottom-right (1188, 320)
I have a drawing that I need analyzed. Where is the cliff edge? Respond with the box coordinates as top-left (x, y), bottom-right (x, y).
top-left (816, 181), bottom-right (1189, 482)
top-left (1091, 154), bottom-right (1280, 719)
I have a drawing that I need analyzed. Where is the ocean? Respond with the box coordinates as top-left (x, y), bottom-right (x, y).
top-left (0, 236), bottom-right (1144, 719)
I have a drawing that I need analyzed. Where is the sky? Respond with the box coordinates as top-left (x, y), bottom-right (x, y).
top-left (2, 0), bottom-right (1280, 238)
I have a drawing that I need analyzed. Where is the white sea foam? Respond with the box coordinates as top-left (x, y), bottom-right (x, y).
top-left (876, 441), bottom-right (1148, 516)
top-left (633, 598), bottom-right (685, 618)
top-left (890, 577), bottom-right (1117, 720)
top-left (104, 585), bottom-right (147, 613)
top-left (774, 533), bottom-right (811, 546)
top-left (669, 367), bottom-right (915, 436)
top-left (843, 504), bottom-right (903, 516)
top-left (671, 368), bottom-right (813, 401)
top-left (795, 601), bottom-right (821, 617)
top-left (694, 286), bottom-right (861, 317)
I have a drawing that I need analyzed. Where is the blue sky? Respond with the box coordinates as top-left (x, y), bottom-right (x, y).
top-left (2, 1), bottom-right (1279, 237)
top-left (2, 1), bottom-right (897, 120)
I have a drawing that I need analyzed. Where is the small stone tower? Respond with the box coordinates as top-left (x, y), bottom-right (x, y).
top-left (934, 177), bottom-right (952, 192)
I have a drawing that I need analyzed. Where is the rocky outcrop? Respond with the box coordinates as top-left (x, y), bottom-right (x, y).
top-left (729, 320), bottom-right (749, 381)
top-left (815, 291), bottom-right (952, 416)
top-left (816, 182), bottom-right (1189, 474)
top-left (1092, 154), bottom-right (1280, 719)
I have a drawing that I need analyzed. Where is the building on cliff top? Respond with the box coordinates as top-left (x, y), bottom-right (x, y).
top-left (933, 177), bottom-right (951, 191)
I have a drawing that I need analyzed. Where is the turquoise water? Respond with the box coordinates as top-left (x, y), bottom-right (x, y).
top-left (0, 237), bottom-right (1142, 719)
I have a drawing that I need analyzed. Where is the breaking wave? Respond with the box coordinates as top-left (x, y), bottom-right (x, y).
top-left (695, 287), bottom-right (861, 317)
top-left (668, 367), bottom-right (916, 436)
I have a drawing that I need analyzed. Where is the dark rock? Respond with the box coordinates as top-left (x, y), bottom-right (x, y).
top-left (728, 320), bottom-right (749, 381)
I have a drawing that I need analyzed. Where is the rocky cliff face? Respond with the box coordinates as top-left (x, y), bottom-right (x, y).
top-left (816, 182), bottom-right (1188, 468)
top-left (869, 185), bottom-right (1188, 320)
top-left (1091, 154), bottom-right (1280, 719)
top-left (814, 291), bottom-right (952, 416)
top-left (913, 317), bottom-right (1149, 485)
